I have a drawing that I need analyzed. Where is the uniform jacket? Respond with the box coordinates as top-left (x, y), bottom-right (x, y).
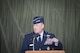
top-left (21, 31), bottom-right (63, 53)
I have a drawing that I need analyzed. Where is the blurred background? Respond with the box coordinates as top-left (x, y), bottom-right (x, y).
top-left (0, 0), bottom-right (80, 53)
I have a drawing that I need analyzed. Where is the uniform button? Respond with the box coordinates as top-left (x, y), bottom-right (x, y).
top-left (39, 48), bottom-right (41, 51)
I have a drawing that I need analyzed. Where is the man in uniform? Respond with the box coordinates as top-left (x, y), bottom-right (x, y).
top-left (21, 16), bottom-right (63, 53)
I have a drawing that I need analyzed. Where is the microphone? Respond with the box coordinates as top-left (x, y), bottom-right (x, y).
top-left (33, 33), bottom-right (40, 38)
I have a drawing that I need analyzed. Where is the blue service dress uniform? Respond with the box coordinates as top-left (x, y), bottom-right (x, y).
top-left (21, 31), bottom-right (63, 53)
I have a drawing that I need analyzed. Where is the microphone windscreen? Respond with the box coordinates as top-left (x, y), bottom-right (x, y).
top-left (33, 33), bottom-right (40, 38)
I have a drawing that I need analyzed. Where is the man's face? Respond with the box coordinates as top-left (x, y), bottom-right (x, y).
top-left (33, 23), bottom-right (44, 33)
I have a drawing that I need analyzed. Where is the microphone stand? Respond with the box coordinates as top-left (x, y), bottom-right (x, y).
top-left (32, 33), bottom-right (39, 51)
top-left (33, 37), bottom-right (35, 51)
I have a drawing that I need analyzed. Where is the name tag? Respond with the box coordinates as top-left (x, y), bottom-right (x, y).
top-left (29, 44), bottom-right (33, 46)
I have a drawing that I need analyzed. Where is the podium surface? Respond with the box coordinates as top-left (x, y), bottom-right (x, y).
top-left (25, 50), bottom-right (65, 53)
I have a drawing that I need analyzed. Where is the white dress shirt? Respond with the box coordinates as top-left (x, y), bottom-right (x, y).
top-left (37, 30), bottom-right (44, 41)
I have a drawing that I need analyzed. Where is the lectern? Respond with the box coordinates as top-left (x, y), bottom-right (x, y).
top-left (25, 50), bottom-right (65, 53)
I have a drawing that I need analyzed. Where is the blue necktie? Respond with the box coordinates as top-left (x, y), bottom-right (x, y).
top-left (39, 36), bottom-right (41, 42)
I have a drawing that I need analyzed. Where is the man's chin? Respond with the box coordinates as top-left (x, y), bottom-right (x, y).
top-left (34, 31), bottom-right (38, 33)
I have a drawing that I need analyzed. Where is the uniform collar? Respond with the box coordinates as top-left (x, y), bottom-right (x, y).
top-left (39, 30), bottom-right (44, 36)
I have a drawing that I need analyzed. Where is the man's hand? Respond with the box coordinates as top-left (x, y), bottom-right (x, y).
top-left (44, 38), bottom-right (59, 45)
top-left (52, 38), bottom-right (59, 43)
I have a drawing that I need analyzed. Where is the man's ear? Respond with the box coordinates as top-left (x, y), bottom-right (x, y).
top-left (42, 23), bottom-right (44, 29)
